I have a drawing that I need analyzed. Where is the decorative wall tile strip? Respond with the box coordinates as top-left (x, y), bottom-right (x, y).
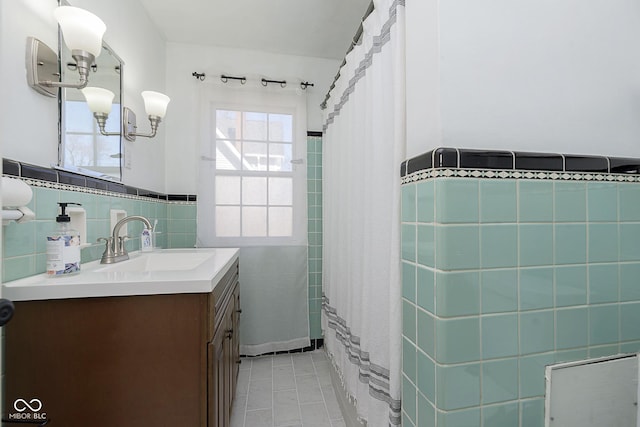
top-left (3, 158), bottom-right (196, 204)
top-left (402, 168), bottom-right (640, 185)
top-left (401, 147), bottom-right (640, 181)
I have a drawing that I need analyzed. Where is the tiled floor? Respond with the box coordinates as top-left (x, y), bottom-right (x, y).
top-left (231, 349), bottom-right (346, 427)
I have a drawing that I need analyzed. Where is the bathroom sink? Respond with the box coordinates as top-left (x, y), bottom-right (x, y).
top-left (2, 248), bottom-right (240, 301)
top-left (95, 252), bottom-right (214, 273)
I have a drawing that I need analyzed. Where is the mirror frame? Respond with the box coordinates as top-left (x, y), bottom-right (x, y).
top-left (56, 1), bottom-right (124, 182)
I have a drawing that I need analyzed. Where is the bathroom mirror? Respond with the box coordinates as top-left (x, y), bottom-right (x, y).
top-left (58, 16), bottom-right (123, 181)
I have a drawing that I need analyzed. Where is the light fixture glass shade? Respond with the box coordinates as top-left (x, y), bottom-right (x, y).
top-left (81, 87), bottom-right (114, 114)
top-left (54, 6), bottom-right (106, 57)
top-left (141, 91), bottom-right (171, 118)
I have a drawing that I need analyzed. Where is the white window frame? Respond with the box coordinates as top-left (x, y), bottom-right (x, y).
top-left (197, 85), bottom-right (308, 247)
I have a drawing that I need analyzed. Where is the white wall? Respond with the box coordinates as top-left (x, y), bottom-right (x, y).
top-left (406, 0), bottom-right (441, 158)
top-left (0, 1), bottom-right (59, 167)
top-left (406, 0), bottom-right (640, 159)
top-left (0, 0), bottom-right (167, 192)
top-left (164, 42), bottom-right (338, 194)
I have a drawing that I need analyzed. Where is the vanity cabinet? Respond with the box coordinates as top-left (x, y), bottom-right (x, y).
top-left (3, 259), bottom-right (240, 427)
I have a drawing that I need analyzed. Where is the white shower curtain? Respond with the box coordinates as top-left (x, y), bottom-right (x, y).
top-left (321, 0), bottom-right (404, 426)
top-left (197, 83), bottom-right (310, 356)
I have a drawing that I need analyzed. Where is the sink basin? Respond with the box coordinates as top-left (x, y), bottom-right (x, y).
top-left (2, 248), bottom-right (240, 301)
top-left (95, 252), bottom-right (214, 273)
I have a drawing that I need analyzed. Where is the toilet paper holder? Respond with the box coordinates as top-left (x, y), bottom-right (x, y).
top-left (2, 207), bottom-right (36, 225)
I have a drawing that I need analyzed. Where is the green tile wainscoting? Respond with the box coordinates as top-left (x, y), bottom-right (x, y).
top-left (307, 135), bottom-right (323, 339)
top-left (2, 184), bottom-right (196, 282)
top-left (401, 177), bottom-right (640, 427)
top-left (2, 135), bottom-right (324, 341)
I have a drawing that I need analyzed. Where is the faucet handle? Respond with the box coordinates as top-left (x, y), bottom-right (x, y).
top-left (98, 237), bottom-right (115, 263)
top-left (97, 236), bottom-right (113, 247)
top-left (118, 235), bottom-right (131, 254)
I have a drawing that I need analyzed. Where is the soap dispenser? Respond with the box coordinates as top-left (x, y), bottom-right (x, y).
top-left (46, 202), bottom-right (82, 277)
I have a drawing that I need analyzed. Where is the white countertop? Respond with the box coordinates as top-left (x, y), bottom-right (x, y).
top-left (2, 248), bottom-right (239, 301)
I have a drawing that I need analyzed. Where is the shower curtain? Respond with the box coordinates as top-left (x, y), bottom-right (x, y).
top-left (197, 83), bottom-right (310, 356)
top-left (321, 0), bottom-right (404, 426)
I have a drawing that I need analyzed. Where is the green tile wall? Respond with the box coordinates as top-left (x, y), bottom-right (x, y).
top-left (2, 184), bottom-right (194, 282)
top-left (401, 177), bottom-right (640, 427)
top-left (308, 135), bottom-right (323, 339)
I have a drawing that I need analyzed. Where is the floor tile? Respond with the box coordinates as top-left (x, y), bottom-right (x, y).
top-left (232, 350), bottom-right (345, 427)
top-left (252, 357), bottom-right (274, 380)
top-left (321, 385), bottom-right (343, 420)
top-left (292, 354), bottom-right (316, 376)
top-left (236, 369), bottom-right (250, 396)
top-left (274, 390), bottom-right (302, 426)
top-left (300, 402), bottom-right (331, 427)
top-left (245, 408), bottom-right (273, 427)
top-left (273, 354), bottom-right (294, 367)
top-left (273, 365), bottom-right (297, 391)
top-left (247, 378), bottom-right (273, 411)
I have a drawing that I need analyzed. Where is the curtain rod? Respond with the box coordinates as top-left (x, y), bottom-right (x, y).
top-left (190, 73), bottom-right (314, 90)
top-left (321, 1), bottom-right (375, 110)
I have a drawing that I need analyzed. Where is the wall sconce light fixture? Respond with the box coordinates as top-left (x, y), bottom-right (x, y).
top-left (27, 6), bottom-right (106, 97)
top-left (82, 88), bottom-right (171, 141)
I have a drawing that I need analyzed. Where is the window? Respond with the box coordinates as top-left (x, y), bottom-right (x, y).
top-left (214, 109), bottom-right (296, 238)
top-left (197, 86), bottom-right (307, 248)
top-left (63, 100), bottom-right (120, 174)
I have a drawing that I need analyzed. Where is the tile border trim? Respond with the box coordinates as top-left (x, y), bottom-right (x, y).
top-left (401, 147), bottom-right (640, 184)
top-left (3, 158), bottom-right (196, 204)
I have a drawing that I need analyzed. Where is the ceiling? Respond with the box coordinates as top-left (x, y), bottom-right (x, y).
top-left (137, 0), bottom-right (372, 60)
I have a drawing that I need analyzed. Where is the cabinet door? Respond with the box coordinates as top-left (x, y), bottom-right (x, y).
top-left (223, 305), bottom-right (234, 423)
top-left (209, 327), bottom-right (227, 427)
top-left (232, 287), bottom-right (241, 383)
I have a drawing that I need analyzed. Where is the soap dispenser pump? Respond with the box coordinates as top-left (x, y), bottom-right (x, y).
top-left (46, 202), bottom-right (82, 277)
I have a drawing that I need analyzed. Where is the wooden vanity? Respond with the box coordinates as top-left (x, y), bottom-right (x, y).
top-left (3, 250), bottom-right (240, 427)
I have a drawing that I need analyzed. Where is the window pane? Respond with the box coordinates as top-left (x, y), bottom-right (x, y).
top-left (243, 142), bottom-right (267, 171)
top-left (96, 136), bottom-right (120, 167)
top-left (64, 135), bottom-right (94, 166)
top-left (242, 177), bottom-right (267, 205)
top-left (269, 143), bottom-right (292, 172)
top-left (269, 207), bottom-right (292, 237)
top-left (243, 112), bottom-right (267, 140)
top-left (269, 114), bottom-right (293, 142)
top-left (216, 206), bottom-right (240, 237)
top-left (216, 176), bottom-right (240, 205)
top-left (216, 140), bottom-right (242, 170)
top-left (269, 177), bottom-right (293, 205)
top-left (216, 110), bottom-right (241, 140)
top-left (242, 207), bottom-right (267, 236)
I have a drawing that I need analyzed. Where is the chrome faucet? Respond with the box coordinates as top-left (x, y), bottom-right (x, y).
top-left (99, 215), bottom-right (153, 264)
